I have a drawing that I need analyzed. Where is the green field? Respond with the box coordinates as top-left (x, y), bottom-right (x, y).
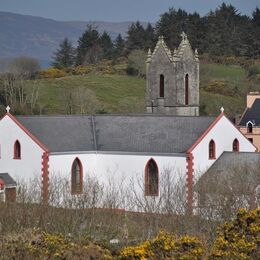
top-left (27, 74), bottom-right (146, 114)
top-left (200, 63), bottom-right (247, 116)
top-left (26, 63), bottom-right (259, 116)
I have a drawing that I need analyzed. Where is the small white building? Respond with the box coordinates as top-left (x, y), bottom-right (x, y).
top-left (0, 110), bottom-right (256, 213)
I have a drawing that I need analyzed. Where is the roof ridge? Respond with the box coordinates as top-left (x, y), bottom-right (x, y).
top-left (16, 114), bottom-right (215, 118)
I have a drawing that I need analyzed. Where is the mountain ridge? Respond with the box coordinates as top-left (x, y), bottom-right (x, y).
top-left (0, 11), bottom-right (148, 64)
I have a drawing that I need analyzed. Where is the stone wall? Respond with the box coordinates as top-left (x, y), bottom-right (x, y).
top-left (146, 34), bottom-right (200, 116)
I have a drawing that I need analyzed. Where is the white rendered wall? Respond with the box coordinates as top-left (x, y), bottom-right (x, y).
top-left (192, 115), bottom-right (256, 181)
top-left (49, 152), bottom-right (186, 198)
top-left (0, 115), bottom-right (44, 182)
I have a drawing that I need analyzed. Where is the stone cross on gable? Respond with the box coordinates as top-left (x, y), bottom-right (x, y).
top-left (6, 106), bottom-right (10, 113)
top-left (180, 31), bottom-right (187, 41)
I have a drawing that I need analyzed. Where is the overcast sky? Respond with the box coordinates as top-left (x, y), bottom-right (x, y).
top-left (0, 0), bottom-right (259, 22)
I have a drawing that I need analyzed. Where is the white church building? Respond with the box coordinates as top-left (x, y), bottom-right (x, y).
top-left (0, 33), bottom-right (257, 213)
top-left (0, 109), bottom-right (256, 213)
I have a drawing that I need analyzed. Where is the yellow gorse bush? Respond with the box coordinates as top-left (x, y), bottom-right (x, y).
top-left (39, 67), bottom-right (66, 78)
top-left (210, 208), bottom-right (260, 259)
top-left (39, 61), bottom-right (119, 79)
top-left (0, 228), bottom-right (112, 259)
top-left (120, 230), bottom-right (204, 259)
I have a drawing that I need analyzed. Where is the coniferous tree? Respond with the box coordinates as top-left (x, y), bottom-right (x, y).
top-left (76, 25), bottom-right (100, 65)
top-left (144, 23), bottom-right (156, 49)
top-left (251, 7), bottom-right (260, 58)
top-left (52, 38), bottom-right (75, 68)
top-left (206, 4), bottom-right (241, 56)
top-left (155, 4), bottom-right (257, 58)
top-left (186, 12), bottom-right (206, 53)
top-left (99, 31), bottom-right (114, 60)
top-left (156, 8), bottom-right (188, 50)
top-left (125, 21), bottom-right (146, 53)
top-left (114, 34), bottom-right (125, 58)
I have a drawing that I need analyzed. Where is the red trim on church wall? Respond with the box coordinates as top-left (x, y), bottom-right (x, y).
top-left (41, 152), bottom-right (49, 203)
top-left (71, 157), bottom-right (84, 195)
top-left (187, 112), bottom-right (224, 153)
top-left (226, 115), bottom-right (258, 152)
top-left (144, 158), bottom-right (159, 197)
top-left (2, 113), bottom-right (49, 152)
top-left (186, 152), bottom-right (194, 215)
top-left (13, 139), bottom-right (21, 159)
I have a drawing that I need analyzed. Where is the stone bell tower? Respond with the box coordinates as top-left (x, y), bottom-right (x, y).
top-left (146, 32), bottom-right (199, 116)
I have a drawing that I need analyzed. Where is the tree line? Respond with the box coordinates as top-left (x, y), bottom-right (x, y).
top-left (53, 25), bottom-right (125, 68)
top-left (53, 3), bottom-right (260, 68)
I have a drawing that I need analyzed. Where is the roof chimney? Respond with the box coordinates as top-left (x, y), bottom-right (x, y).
top-left (247, 92), bottom-right (260, 108)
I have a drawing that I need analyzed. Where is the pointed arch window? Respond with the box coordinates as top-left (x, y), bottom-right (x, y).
top-left (185, 74), bottom-right (189, 105)
top-left (247, 122), bottom-right (253, 133)
top-left (13, 140), bottom-right (21, 159)
top-left (159, 74), bottom-right (164, 98)
top-left (145, 159), bottom-right (159, 196)
top-left (232, 139), bottom-right (239, 152)
top-left (209, 140), bottom-right (216, 160)
top-left (71, 158), bottom-right (83, 194)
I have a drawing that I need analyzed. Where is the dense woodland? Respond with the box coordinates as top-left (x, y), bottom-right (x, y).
top-left (53, 3), bottom-right (260, 68)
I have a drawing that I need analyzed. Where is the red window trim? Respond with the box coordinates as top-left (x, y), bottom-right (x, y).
top-left (71, 157), bottom-right (83, 195)
top-left (13, 140), bottom-right (21, 160)
top-left (232, 138), bottom-right (239, 152)
top-left (1, 113), bottom-right (49, 152)
top-left (0, 178), bottom-right (4, 190)
top-left (144, 158), bottom-right (159, 196)
top-left (209, 139), bottom-right (216, 160)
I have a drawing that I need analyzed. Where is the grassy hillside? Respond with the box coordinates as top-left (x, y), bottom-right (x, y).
top-left (200, 63), bottom-right (248, 116)
top-left (28, 74), bottom-right (145, 114)
top-left (26, 63), bottom-right (259, 116)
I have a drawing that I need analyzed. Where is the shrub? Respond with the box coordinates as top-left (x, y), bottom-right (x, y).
top-left (69, 65), bottom-right (93, 75)
top-left (202, 80), bottom-right (236, 96)
top-left (0, 229), bottom-right (112, 259)
top-left (247, 64), bottom-right (260, 78)
top-left (119, 230), bottom-right (204, 259)
top-left (126, 50), bottom-right (146, 77)
top-left (39, 68), bottom-right (66, 78)
top-left (210, 208), bottom-right (260, 259)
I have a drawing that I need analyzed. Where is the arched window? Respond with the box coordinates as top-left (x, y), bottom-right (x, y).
top-left (185, 74), bottom-right (189, 105)
top-left (0, 178), bottom-right (4, 190)
top-left (232, 139), bottom-right (239, 152)
top-left (71, 158), bottom-right (83, 194)
top-left (247, 122), bottom-right (253, 133)
top-left (14, 140), bottom-right (21, 159)
top-left (159, 74), bottom-right (164, 98)
top-left (209, 140), bottom-right (216, 159)
top-left (145, 159), bottom-right (159, 196)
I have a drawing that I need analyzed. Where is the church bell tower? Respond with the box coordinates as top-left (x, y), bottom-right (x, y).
top-left (146, 33), bottom-right (199, 116)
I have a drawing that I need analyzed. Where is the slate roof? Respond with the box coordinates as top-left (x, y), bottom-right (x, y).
top-left (195, 152), bottom-right (260, 193)
top-left (239, 99), bottom-right (260, 126)
top-left (0, 173), bottom-right (17, 187)
top-left (16, 115), bottom-right (215, 154)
